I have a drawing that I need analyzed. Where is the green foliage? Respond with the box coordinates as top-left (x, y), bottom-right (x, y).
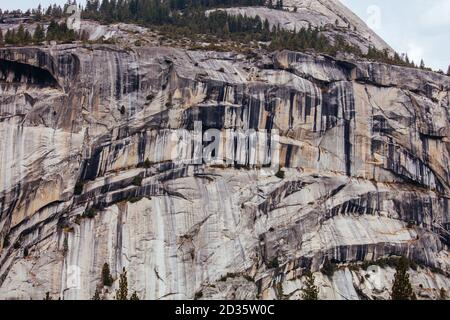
top-left (3, 25), bottom-right (31, 45)
top-left (74, 182), bottom-right (84, 195)
top-left (115, 267), bottom-right (128, 300)
top-left (0, 28), bottom-right (3, 45)
top-left (275, 0), bottom-right (284, 10)
top-left (144, 158), bottom-right (152, 168)
top-left (82, 0), bottom-right (266, 24)
top-left (194, 291), bottom-right (203, 300)
top-left (3, 235), bottom-right (10, 247)
top-left (1, 21), bottom-right (80, 46)
top-left (219, 272), bottom-right (239, 281)
top-left (321, 257), bottom-right (337, 277)
top-left (362, 256), bottom-right (418, 271)
top-left (130, 291), bottom-right (140, 300)
top-left (13, 240), bottom-right (21, 249)
top-left (128, 196), bottom-right (143, 203)
top-left (301, 270), bottom-right (319, 300)
top-left (275, 169), bottom-right (285, 179)
top-left (92, 287), bottom-right (102, 300)
top-left (391, 256), bottom-right (416, 300)
top-left (132, 176), bottom-right (143, 186)
top-left (102, 262), bottom-right (114, 287)
top-left (4, 29), bottom-right (15, 45)
top-left (268, 257), bottom-right (279, 269)
top-left (17, 24), bottom-right (32, 45)
top-left (365, 46), bottom-right (424, 69)
top-left (82, 208), bottom-right (97, 219)
top-left (46, 20), bottom-right (77, 43)
top-left (62, 237), bottom-right (69, 256)
top-left (33, 24), bottom-right (45, 43)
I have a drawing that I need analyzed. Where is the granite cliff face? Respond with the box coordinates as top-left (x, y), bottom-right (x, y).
top-left (0, 2), bottom-right (449, 300)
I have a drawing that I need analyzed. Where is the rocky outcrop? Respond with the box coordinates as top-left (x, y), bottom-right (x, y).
top-left (0, 42), bottom-right (448, 300)
top-left (209, 0), bottom-right (393, 54)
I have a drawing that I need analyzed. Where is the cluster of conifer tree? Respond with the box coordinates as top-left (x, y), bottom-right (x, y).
top-left (0, 21), bottom-right (78, 46)
top-left (82, 0), bottom-right (266, 24)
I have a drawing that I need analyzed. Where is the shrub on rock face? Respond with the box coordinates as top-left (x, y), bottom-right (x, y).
top-left (301, 270), bottom-right (319, 300)
top-left (3, 235), bottom-right (10, 247)
top-left (321, 257), bottom-right (337, 277)
top-left (275, 169), bottom-right (285, 179)
top-left (13, 241), bottom-right (21, 249)
top-left (92, 287), bottom-right (102, 300)
top-left (130, 291), bottom-right (140, 300)
top-left (102, 263), bottom-right (113, 287)
top-left (82, 208), bottom-right (97, 219)
top-left (74, 182), bottom-right (83, 195)
top-left (115, 267), bottom-right (128, 300)
top-left (391, 256), bottom-right (416, 300)
top-left (132, 176), bottom-right (143, 186)
top-left (144, 158), bottom-right (151, 168)
top-left (268, 257), bottom-right (279, 269)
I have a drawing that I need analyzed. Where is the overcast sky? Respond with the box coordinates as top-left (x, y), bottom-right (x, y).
top-left (0, 0), bottom-right (448, 70)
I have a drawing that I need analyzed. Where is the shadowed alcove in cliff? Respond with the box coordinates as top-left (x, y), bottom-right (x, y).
top-left (0, 58), bottom-right (59, 87)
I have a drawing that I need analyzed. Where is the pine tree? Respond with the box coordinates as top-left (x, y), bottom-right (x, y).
top-left (405, 54), bottom-right (410, 65)
top-left (0, 29), bottom-right (3, 45)
top-left (391, 256), bottom-right (415, 300)
top-left (447, 65), bottom-right (450, 76)
top-left (102, 262), bottom-right (113, 286)
top-left (5, 29), bottom-right (16, 45)
top-left (33, 24), bottom-right (45, 43)
top-left (17, 24), bottom-right (26, 45)
top-left (130, 291), bottom-right (140, 300)
top-left (420, 59), bottom-right (425, 69)
top-left (301, 270), bottom-right (319, 300)
top-left (46, 20), bottom-right (59, 41)
top-left (36, 4), bottom-right (43, 20)
top-left (91, 287), bottom-right (102, 300)
top-left (24, 30), bottom-right (32, 44)
top-left (115, 267), bottom-right (128, 300)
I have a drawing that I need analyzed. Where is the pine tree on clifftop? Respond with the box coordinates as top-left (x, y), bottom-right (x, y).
top-left (33, 24), bottom-right (45, 44)
top-left (391, 256), bottom-right (416, 300)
